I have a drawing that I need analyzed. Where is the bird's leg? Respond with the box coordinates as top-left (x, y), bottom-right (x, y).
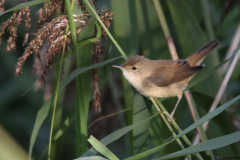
top-left (167, 94), bottom-right (182, 122)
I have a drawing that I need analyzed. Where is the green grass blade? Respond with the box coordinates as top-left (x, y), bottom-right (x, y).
top-left (60, 56), bottom-right (121, 90)
top-left (150, 137), bottom-right (172, 159)
top-left (111, 0), bottom-right (139, 58)
top-left (132, 94), bottom-right (150, 156)
top-left (29, 96), bottom-right (54, 160)
top-left (156, 131), bottom-right (240, 160)
top-left (186, 45), bottom-right (240, 90)
top-left (81, 112), bottom-right (160, 157)
top-left (166, 0), bottom-right (220, 96)
top-left (66, 0), bottom-right (90, 155)
top-left (0, 125), bottom-right (29, 159)
top-left (75, 156), bottom-right (108, 160)
top-left (135, 1), bottom-right (166, 59)
top-left (48, 12), bottom-right (72, 159)
top-left (88, 108), bottom-right (132, 129)
top-left (20, 79), bottom-right (37, 97)
top-left (88, 136), bottom-right (119, 160)
top-left (65, 1), bottom-right (96, 154)
top-left (111, 2), bottom-right (139, 143)
top-left (149, 104), bottom-right (179, 157)
top-left (53, 109), bottom-right (75, 141)
top-left (28, 57), bottom-right (120, 160)
top-left (0, 0), bottom-right (49, 16)
top-left (188, 93), bottom-right (215, 159)
top-left (72, 0), bottom-right (83, 15)
top-left (193, 91), bottom-right (240, 155)
top-left (47, 29), bottom-right (68, 159)
top-left (75, 16), bottom-right (95, 156)
top-left (125, 95), bottom-right (240, 160)
top-left (82, 0), bottom-right (128, 59)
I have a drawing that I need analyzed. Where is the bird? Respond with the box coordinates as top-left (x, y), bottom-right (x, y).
top-left (112, 39), bottom-right (219, 121)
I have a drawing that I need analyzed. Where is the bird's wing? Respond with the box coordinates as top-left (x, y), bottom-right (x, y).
top-left (146, 60), bottom-right (203, 87)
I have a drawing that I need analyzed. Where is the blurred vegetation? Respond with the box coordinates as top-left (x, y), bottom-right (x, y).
top-left (0, 0), bottom-right (240, 160)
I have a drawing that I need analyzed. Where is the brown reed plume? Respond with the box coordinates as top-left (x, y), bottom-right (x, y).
top-left (0, 0), bottom-right (114, 112)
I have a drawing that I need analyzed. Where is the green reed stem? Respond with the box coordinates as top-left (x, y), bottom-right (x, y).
top-left (154, 98), bottom-right (203, 160)
top-left (153, 0), bottom-right (170, 38)
top-left (48, 23), bottom-right (69, 160)
top-left (82, 0), bottom-right (128, 60)
top-left (150, 97), bottom-right (192, 160)
top-left (66, 0), bottom-right (89, 156)
top-left (153, 1), bottom-right (203, 159)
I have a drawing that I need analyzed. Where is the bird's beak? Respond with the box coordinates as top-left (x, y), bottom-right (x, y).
top-left (112, 65), bottom-right (123, 69)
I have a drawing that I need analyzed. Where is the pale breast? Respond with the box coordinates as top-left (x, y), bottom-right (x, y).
top-left (142, 80), bottom-right (188, 98)
top-left (140, 77), bottom-right (189, 98)
top-left (122, 70), bottom-right (143, 90)
top-left (122, 69), bottom-right (190, 98)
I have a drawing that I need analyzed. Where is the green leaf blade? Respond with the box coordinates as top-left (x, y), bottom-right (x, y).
top-left (0, 0), bottom-right (49, 16)
top-left (75, 156), bottom-right (108, 160)
top-left (88, 136), bottom-right (119, 160)
top-left (156, 131), bottom-right (240, 160)
top-left (74, 16), bottom-right (95, 156)
top-left (28, 57), bottom-right (120, 160)
top-left (81, 113), bottom-right (159, 157)
top-left (166, 0), bottom-right (221, 96)
top-left (132, 94), bottom-right (150, 157)
top-left (60, 56), bottom-right (122, 90)
top-left (28, 97), bottom-right (53, 160)
top-left (125, 95), bottom-right (240, 160)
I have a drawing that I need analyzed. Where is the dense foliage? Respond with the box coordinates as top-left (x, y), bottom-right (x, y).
top-left (0, 0), bottom-right (240, 160)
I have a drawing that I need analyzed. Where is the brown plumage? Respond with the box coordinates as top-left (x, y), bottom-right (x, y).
top-left (145, 60), bottom-right (203, 87)
top-left (187, 39), bottom-right (219, 66)
top-left (113, 39), bottom-right (219, 121)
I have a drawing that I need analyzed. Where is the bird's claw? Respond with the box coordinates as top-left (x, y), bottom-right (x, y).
top-left (167, 114), bottom-right (173, 122)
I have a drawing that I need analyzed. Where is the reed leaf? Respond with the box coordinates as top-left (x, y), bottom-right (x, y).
top-left (0, 0), bottom-right (49, 16)
top-left (125, 95), bottom-right (240, 160)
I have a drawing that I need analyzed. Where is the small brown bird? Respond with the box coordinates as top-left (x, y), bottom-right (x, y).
top-left (113, 40), bottom-right (219, 121)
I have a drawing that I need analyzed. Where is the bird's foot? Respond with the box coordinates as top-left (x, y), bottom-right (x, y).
top-left (167, 114), bottom-right (173, 122)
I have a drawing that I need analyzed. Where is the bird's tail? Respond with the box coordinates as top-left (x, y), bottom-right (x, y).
top-left (186, 39), bottom-right (219, 66)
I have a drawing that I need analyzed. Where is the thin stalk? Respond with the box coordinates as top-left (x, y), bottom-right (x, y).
top-left (153, 0), bottom-right (178, 60)
top-left (88, 108), bottom-right (132, 128)
top-left (48, 24), bottom-right (69, 160)
top-left (192, 24), bottom-right (240, 146)
top-left (153, 1), bottom-right (204, 159)
top-left (220, 23), bottom-right (240, 73)
top-left (65, 0), bottom-right (89, 156)
top-left (193, 49), bottom-right (240, 145)
top-left (156, 0), bottom-right (203, 126)
top-left (184, 92), bottom-right (205, 141)
top-left (154, 0), bottom-right (201, 128)
top-left (154, 0), bottom-right (200, 125)
top-left (186, 92), bottom-right (215, 159)
top-left (153, 0), bottom-right (170, 39)
top-left (154, 98), bottom-right (203, 160)
top-left (149, 97), bottom-right (192, 160)
top-left (154, 0), bottom-right (198, 123)
top-left (82, 0), bottom-right (128, 60)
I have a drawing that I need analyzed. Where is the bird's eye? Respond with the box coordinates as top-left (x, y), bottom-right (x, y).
top-left (132, 66), bottom-right (137, 70)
